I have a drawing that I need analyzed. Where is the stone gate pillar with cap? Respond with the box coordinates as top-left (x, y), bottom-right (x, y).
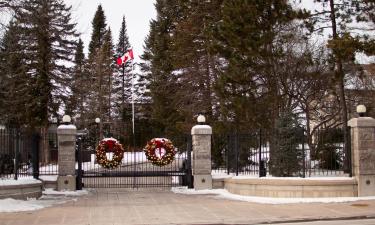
top-left (348, 117), bottom-right (375, 196)
top-left (191, 124), bottom-right (212, 190)
top-left (57, 123), bottom-right (77, 191)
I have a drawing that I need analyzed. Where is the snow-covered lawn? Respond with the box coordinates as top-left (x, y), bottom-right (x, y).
top-left (0, 188), bottom-right (90, 213)
top-left (171, 187), bottom-right (375, 204)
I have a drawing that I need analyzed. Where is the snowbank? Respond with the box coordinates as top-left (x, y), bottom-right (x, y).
top-left (171, 187), bottom-right (375, 204)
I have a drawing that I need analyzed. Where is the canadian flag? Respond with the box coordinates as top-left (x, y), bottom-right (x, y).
top-left (116, 49), bottom-right (134, 66)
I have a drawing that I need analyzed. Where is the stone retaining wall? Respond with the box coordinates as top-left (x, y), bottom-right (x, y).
top-left (0, 182), bottom-right (43, 200)
top-left (216, 177), bottom-right (358, 198)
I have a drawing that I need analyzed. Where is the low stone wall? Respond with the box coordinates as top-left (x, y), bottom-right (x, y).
top-left (220, 177), bottom-right (358, 198)
top-left (0, 182), bottom-right (43, 200)
top-left (213, 178), bottom-right (225, 189)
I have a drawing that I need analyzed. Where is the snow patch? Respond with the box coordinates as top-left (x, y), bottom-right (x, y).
top-left (0, 198), bottom-right (50, 212)
top-left (192, 125), bottom-right (212, 129)
top-left (231, 176), bottom-right (354, 181)
top-left (102, 137), bottom-right (119, 143)
top-left (43, 188), bottom-right (89, 196)
top-left (57, 124), bottom-right (76, 130)
top-left (39, 175), bottom-right (58, 182)
top-left (212, 174), bottom-right (234, 179)
top-left (0, 178), bottom-right (42, 186)
top-left (0, 188), bottom-right (90, 212)
top-left (171, 187), bottom-right (375, 204)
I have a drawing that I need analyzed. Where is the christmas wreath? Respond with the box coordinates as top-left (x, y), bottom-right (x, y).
top-left (95, 138), bottom-right (124, 169)
top-left (144, 138), bottom-right (176, 167)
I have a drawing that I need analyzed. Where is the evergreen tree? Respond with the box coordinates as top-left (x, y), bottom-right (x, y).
top-left (210, 0), bottom-right (304, 130)
top-left (88, 4), bottom-right (107, 57)
top-left (0, 0), bottom-right (79, 163)
top-left (170, 0), bottom-right (223, 130)
top-left (0, 21), bottom-right (30, 126)
top-left (139, 0), bottom-right (183, 134)
top-left (113, 16), bottom-right (132, 121)
top-left (13, 0), bottom-right (78, 127)
top-left (84, 5), bottom-right (114, 138)
top-left (66, 38), bottom-right (86, 120)
top-left (269, 110), bottom-right (303, 177)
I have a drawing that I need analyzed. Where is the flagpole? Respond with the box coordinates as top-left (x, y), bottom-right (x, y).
top-left (131, 61), bottom-right (136, 189)
top-left (131, 62), bottom-right (135, 137)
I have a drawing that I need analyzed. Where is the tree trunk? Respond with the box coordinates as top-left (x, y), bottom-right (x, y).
top-left (329, 0), bottom-right (350, 173)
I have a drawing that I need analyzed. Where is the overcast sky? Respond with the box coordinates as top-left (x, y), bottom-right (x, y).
top-left (64, 0), bottom-right (156, 62)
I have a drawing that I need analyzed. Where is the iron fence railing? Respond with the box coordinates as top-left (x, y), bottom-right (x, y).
top-left (0, 127), bottom-right (60, 179)
top-left (211, 128), bottom-right (351, 178)
top-left (0, 128), bottom-right (39, 179)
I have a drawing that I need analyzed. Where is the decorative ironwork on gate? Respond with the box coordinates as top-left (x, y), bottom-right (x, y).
top-left (76, 134), bottom-right (193, 189)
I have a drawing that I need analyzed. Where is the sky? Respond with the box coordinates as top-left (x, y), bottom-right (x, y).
top-left (63, 0), bottom-right (157, 62)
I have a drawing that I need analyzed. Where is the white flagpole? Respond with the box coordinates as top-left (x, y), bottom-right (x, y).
top-left (131, 60), bottom-right (136, 188)
top-left (131, 62), bottom-right (135, 136)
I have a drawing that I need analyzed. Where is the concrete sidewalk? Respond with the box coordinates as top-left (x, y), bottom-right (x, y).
top-left (1, 188), bottom-right (375, 225)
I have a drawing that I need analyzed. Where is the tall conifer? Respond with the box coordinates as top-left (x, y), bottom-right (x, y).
top-left (114, 16), bottom-right (132, 120)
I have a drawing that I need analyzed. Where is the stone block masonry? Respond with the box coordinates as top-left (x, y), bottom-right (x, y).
top-left (348, 117), bottom-right (375, 196)
top-left (191, 125), bottom-right (213, 190)
top-left (57, 125), bottom-right (77, 191)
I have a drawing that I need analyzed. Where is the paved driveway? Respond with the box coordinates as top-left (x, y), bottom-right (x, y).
top-left (1, 188), bottom-right (375, 225)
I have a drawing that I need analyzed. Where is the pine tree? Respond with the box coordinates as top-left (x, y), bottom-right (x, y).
top-left (139, 0), bottom-right (183, 135)
top-left (88, 4), bottom-right (107, 58)
top-left (169, 0), bottom-right (223, 130)
top-left (13, 0), bottom-right (78, 127)
top-left (0, 0), bottom-right (79, 163)
top-left (0, 21), bottom-right (30, 126)
top-left (269, 111), bottom-right (303, 177)
top-left (66, 38), bottom-right (86, 121)
top-left (210, 0), bottom-right (304, 130)
top-left (84, 5), bottom-right (114, 138)
top-left (113, 16), bottom-right (132, 121)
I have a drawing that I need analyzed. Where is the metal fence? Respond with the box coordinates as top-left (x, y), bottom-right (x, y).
top-left (211, 128), bottom-right (351, 177)
top-left (0, 128), bottom-right (39, 179)
top-left (0, 127), bottom-right (60, 179)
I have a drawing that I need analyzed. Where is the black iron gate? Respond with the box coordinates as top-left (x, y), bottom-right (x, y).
top-left (76, 135), bottom-right (193, 189)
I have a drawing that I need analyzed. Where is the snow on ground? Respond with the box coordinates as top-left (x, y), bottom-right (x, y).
top-left (38, 175), bottom-right (58, 181)
top-left (0, 177), bottom-right (42, 186)
top-left (231, 176), bottom-right (354, 180)
top-left (43, 188), bottom-right (89, 196)
top-left (212, 173), bottom-right (234, 179)
top-left (0, 198), bottom-right (57, 212)
top-left (0, 189), bottom-right (90, 213)
top-left (171, 187), bottom-right (375, 204)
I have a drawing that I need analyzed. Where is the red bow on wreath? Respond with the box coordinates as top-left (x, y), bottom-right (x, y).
top-left (106, 140), bottom-right (116, 152)
top-left (154, 139), bottom-right (164, 149)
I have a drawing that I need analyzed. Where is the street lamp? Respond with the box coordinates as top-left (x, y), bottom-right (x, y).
top-left (357, 105), bottom-right (366, 117)
top-left (95, 117), bottom-right (102, 141)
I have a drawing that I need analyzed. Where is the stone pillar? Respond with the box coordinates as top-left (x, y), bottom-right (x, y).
top-left (191, 125), bottom-right (212, 190)
top-left (348, 117), bottom-right (375, 196)
top-left (57, 124), bottom-right (77, 191)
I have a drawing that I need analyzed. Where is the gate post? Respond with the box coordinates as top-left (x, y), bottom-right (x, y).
top-left (191, 116), bottom-right (212, 190)
top-left (57, 116), bottom-right (77, 191)
top-left (348, 116), bottom-right (375, 196)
